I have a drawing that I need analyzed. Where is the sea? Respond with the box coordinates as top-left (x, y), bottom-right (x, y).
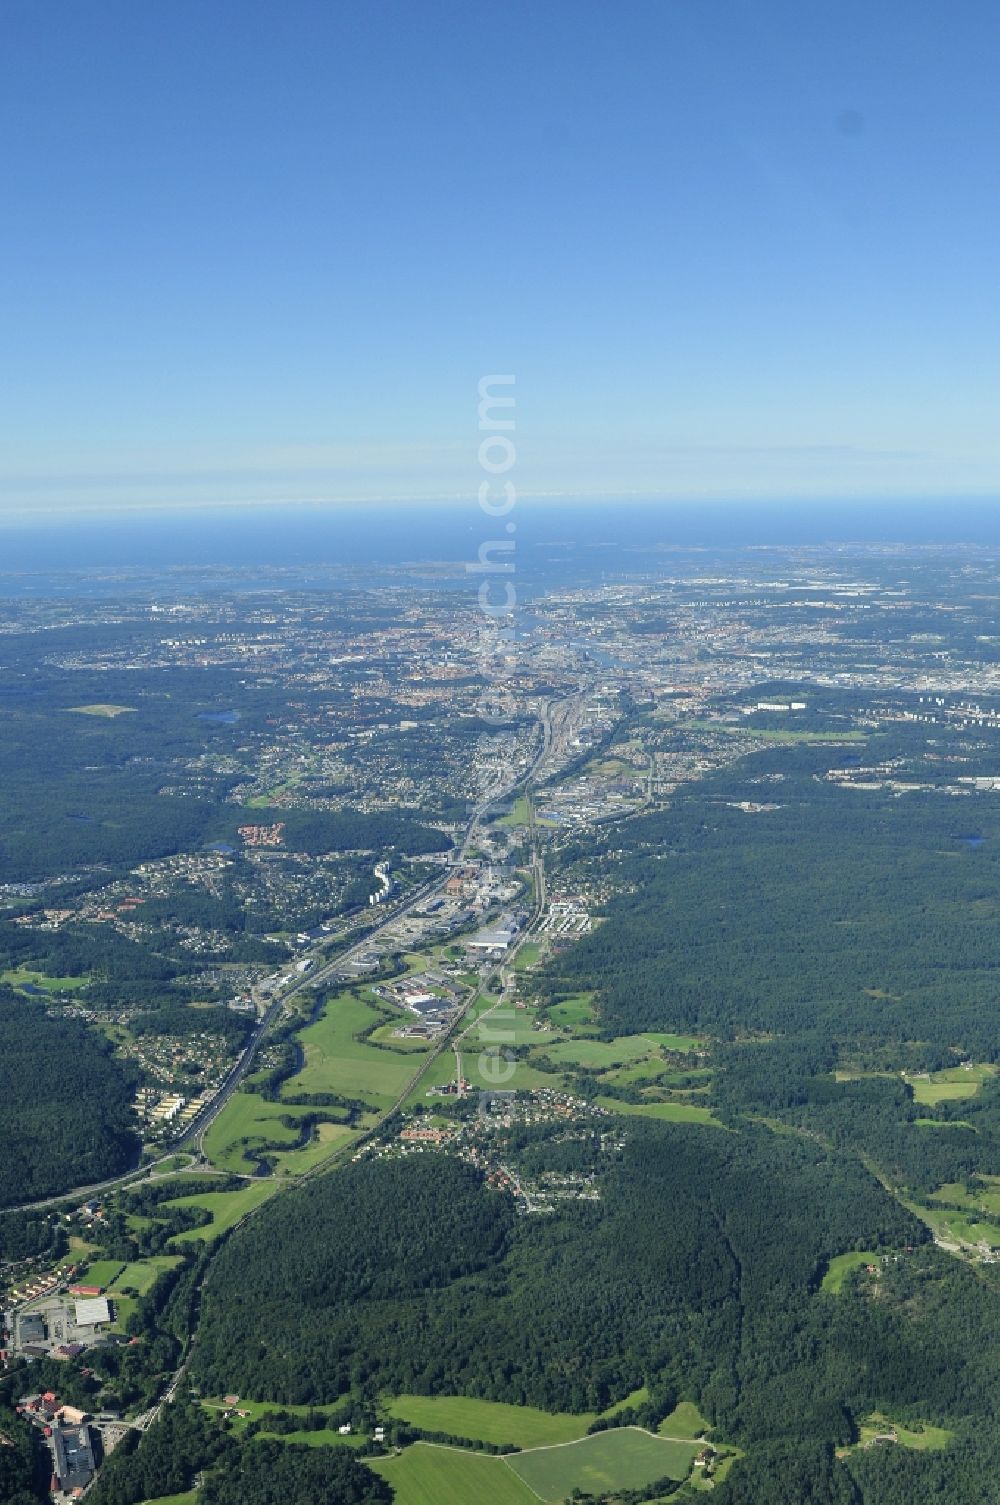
top-left (0, 498), bottom-right (998, 599)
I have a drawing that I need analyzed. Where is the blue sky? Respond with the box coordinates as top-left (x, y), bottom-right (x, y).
top-left (1, 0), bottom-right (999, 514)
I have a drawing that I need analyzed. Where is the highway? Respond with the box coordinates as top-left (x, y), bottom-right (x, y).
top-left (13, 701), bottom-right (558, 1216)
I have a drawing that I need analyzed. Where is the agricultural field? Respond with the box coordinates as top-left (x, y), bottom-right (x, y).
top-left (542, 1034), bottom-right (662, 1069)
top-left (372, 1443), bottom-right (538, 1505)
top-left (265, 1119), bottom-right (358, 1174)
top-left (202, 1090), bottom-right (353, 1173)
top-left (475, 1002), bottom-right (558, 1048)
top-left (506, 1427), bottom-right (700, 1500)
top-left (546, 992), bottom-right (599, 1031)
top-left (203, 1396), bottom-right (351, 1427)
top-left (163, 1180), bottom-right (281, 1244)
top-left (929, 1176), bottom-right (1000, 1217)
top-left (286, 991), bottom-right (429, 1109)
top-left (680, 720), bottom-right (866, 745)
top-left (543, 1032), bottom-right (703, 1071)
top-left (913, 1202), bottom-right (1000, 1250)
top-left (385, 1394), bottom-right (595, 1448)
top-left (596, 1097), bottom-right (721, 1126)
top-left (904, 1064), bottom-right (996, 1104)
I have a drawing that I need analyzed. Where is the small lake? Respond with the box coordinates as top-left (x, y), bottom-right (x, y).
top-left (953, 834), bottom-right (986, 849)
top-left (198, 709), bottom-right (241, 724)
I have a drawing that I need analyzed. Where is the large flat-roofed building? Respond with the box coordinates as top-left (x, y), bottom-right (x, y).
top-left (466, 911), bottom-right (518, 953)
top-left (74, 1296), bottom-right (110, 1327)
top-left (19, 1313), bottom-right (45, 1345)
top-left (52, 1423), bottom-right (96, 1491)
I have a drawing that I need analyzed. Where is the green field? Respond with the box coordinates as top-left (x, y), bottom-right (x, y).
top-left (78, 1259), bottom-right (126, 1288)
top-left (596, 1097), bottom-right (721, 1126)
top-left (659, 1400), bottom-right (710, 1437)
top-left (202, 1090), bottom-right (354, 1173)
top-left (498, 795), bottom-right (532, 829)
top-left (820, 1251), bottom-right (879, 1293)
top-left (108, 1256), bottom-right (183, 1294)
top-left (109, 1295), bottom-right (138, 1333)
top-left (513, 941), bottom-right (543, 971)
top-left (682, 720), bottom-right (866, 744)
top-left (906, 1065), bottom-right (995, 1104)
top-left (385, 1395), bottom-right (594, 1447)
top-left (203, 1396), bottom-right (352, 1426)
top-left (163, 1180), bottom-right (281, 1244)
top-left (930, 1176), bottom-right (1000, 1217)
top-left (288, 991), bottom-right (429, 1108)
top-left (853, 1414), bottom-right (953, 1451)
top-left (544, 1034), bottom-right (664, 1069)
top-left (372, 1443), bottom-right (538, 1505)
top-left (546, 993), bottom-right (598, 1031)
top-left (506, 1427), bottom-right (699, 1500)
top-left (913, 1203), bottom-right (1000, 1250)
top-left (1, 968), bottom-right (89, 993)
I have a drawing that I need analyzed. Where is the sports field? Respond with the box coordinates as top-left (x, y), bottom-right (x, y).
top-left (372, 1443), bottom-right (538, 1505)
top-left (506, 1427), bottom-right (699, 1499)
top-left (386, 1394), bottom-right (594, 1447)
top-left (513, 941), bottom-right (543, 971)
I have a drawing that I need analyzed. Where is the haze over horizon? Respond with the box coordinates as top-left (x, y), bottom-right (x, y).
top-left (2, 0), bottom-right (1000, 514)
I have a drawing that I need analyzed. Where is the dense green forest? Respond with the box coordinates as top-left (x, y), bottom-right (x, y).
top-left (0, 1402), bottom-right (46, 1505)
top-left (189, 1128), bottom-right (1000, 1500)
top-left (544, 745), bottom-right (1000, 1055)
top-left (194, 1131), bottom-right (923, 1417)
top-left (0, 988), bottom-right (139, 1209)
